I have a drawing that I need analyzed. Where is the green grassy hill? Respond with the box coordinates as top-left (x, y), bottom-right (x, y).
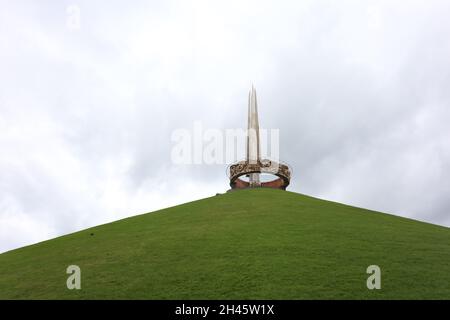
top-left (0, 188), bottom-right (449, 299)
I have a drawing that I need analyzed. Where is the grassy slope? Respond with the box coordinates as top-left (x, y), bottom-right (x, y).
top-left (0, 188), bottom-right (449, 299)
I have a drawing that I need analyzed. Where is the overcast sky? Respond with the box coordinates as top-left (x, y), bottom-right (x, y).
top-left (1, 0), bottom-right (449, 253)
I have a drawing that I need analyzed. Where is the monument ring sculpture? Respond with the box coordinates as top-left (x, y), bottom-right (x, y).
top-left (228, 159), bottom-right (291, 190)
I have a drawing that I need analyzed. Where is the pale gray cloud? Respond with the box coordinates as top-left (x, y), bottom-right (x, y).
top-left (1, 0), bottom-right (449, 253)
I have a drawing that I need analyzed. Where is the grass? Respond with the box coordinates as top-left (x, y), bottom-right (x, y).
top-left (0, 188), bottom-right (449, 299)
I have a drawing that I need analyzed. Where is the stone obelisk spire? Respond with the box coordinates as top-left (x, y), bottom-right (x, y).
top-left (228, 86), bottom-right (291, 190)
top-left (247, 85), bottom-right (261, 187)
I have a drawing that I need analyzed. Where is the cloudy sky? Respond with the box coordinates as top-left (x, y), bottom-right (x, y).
top-left (1, 0), bottom-right (450, 253)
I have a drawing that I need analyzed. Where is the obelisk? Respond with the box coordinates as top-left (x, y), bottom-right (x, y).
top-left (228, 86), bottom-right (291, 190)
top-left (247, 85), bottom-right (261, 187)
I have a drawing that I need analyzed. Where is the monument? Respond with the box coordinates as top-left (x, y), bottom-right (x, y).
top-left (228, 86), bottom-right (291, 190)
